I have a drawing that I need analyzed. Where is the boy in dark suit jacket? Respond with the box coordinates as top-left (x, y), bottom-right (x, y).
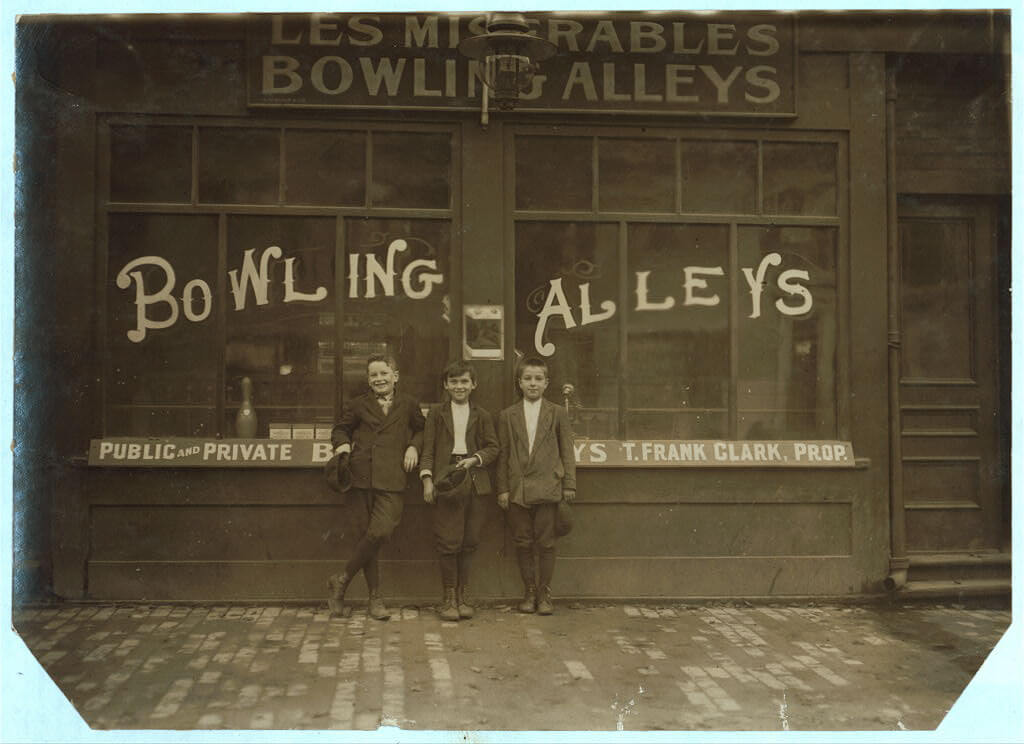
top-left (328, 354), bottom-right (425, 620)
top-left (496, 356), bottom-right (576, 615)
top-left (420, 361), bottom-right (499, 621)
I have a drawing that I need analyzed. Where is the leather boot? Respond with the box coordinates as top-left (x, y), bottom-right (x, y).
top-left (439, 587), bottom-right (460, 622)
top-left (456, 585), bottom-right (475, 619)
top-left (364, 558), bottom-right (390, 621)
top-left (515, 547), bottom-right (537, 613)
top-left (536, 585), bottom-right (554, 615)
top-left (327, 572), bottom-right (352, 618)
top-left (368, 590), bottom-right (391, 621)
top-left (518, 585), bottom-right (537, 614)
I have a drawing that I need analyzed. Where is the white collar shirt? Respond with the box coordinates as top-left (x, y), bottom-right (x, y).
top-left (451, 401), bottom-right (470, 455)
top-left (376, 392), bottom-right (394, 415)
top-left (523, 397), bottom-right (542, 454)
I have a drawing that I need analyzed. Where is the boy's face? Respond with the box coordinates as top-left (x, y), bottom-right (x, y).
top-left (518, 365), bottom-right (548, 401)
top-left (444, 372), bottom-right (476, 404)
top-left (367, 361), bottom-right (397, 397)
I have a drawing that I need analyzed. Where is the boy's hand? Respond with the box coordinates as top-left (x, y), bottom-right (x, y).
top-left (422, 477), bottom-right (435, 504)
top-left (562, 489), bottom-right (576, 503)
top-left (403, 446), bottom-right (419, 472)
top-left (455, 455), bottom-right (478, 470)
top-left (497, 492), bottom-right (510, 511)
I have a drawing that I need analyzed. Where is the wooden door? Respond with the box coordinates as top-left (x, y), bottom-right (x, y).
top-left (898, 198), bottom-right (1007, 553)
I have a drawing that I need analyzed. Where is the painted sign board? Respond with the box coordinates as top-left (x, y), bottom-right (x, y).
top-left (89, 438), bottom-right (854, 468)
top-left (247, 12), bottom-right (797, 117)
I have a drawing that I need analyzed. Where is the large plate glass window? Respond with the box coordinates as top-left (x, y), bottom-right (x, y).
top-left (101, 119), bottom-right (454, 437)
top-left (513, 130), bottom-right (843, 441)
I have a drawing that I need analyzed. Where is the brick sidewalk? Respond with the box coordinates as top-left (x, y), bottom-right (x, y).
top-left (11, 601), bottom-right (1010, 732)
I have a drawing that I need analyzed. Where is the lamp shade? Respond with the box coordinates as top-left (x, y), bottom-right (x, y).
top-left (457, 17), bottom-right (557, 110)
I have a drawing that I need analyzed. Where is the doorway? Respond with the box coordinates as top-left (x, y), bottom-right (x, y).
top-left (897, 197), bottom-right (1009, 555)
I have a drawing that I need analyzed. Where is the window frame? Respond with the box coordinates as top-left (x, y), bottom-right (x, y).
top-left (505, 123), bottom-right (850, 441)
top-left (96, 114), bottom-right (461, 438)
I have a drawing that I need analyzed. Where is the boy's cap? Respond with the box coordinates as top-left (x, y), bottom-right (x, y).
top-left (434, 467), bottom-right (468, 495)
top-left (324, 453), bottom-right (352, 495)
top-left (555, 500), bottom-right (573, 537)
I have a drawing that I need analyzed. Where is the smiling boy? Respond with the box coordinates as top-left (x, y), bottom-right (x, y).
top-left (496, 356), bottom-right (576, 615)
top-left (328, 354), bottom-right (425, 620)
top-left (420, 361), bottom-right (499, 621)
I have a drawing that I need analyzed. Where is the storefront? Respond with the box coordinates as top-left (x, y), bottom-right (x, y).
top-left (14, 11), bottom-right (1011, 602)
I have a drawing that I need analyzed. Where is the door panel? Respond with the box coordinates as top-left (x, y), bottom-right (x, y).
top-left (898, 198), bottom-right (1003, 552)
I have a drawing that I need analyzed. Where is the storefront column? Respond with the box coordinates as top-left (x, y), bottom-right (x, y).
top-left (459, 119), bottom-right (506, 414)
top-left (847, 52), bottom-right (892, 588)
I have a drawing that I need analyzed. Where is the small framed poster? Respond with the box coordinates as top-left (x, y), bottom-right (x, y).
top-left (463, 305), bottom-right (504, 360)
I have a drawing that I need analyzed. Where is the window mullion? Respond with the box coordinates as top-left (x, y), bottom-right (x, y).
top-left (216, 213), bottom-right (227, 437)
top-left (618, 220), bottom-right (629, 439)
top-left (191, 125), bottom-right (199, 206)
top-left (334, 214), bottom-right (346, 418)
top-left (729, 221), bottom-right (739, 439)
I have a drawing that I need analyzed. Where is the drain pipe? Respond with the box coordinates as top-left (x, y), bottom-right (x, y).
top-left (884, 61), bottom-right (909, 592)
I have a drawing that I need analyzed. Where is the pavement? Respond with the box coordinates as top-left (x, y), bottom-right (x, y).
top-left (10, 598), bottom-right (1011, 733)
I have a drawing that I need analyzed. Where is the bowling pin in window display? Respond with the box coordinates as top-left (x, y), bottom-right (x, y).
top-left (236, 376), bottom-right (258, 438)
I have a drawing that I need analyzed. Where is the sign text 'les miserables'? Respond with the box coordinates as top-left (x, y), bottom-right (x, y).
top-left (247, 13), bottom-right (797, 116)
top-left (115, 240), bottom-right (816, 357)
top-left (89, 438), bottom-right (855, 468)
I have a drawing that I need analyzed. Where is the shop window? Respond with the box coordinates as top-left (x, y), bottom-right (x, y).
top-left (106, 214), bottom-right (220, 436)
top-left (515, 135), bottom-right (592, 211)
top-left (625, 224), bottom-right (730, 438)
top-left (598, 138), bottom-right (675, 213)
top-left (513, 129), bottom-right (843, 441)
top-left (515, 222), bottom-right (619, 438)
top-left (225, 216), bottom-right (336, 436)
top-left (737, 226), bottom-right (838, 438)
top-left (102, 118), bottom-right (455, 438)
top-left (198, 127), bottom-right (280, 204)
top-left (680, 140), bottom-right (757, 214)
top-left (343, 219), bottom-right (452, 405)
top-left (370, 132), bottom-right (451, 209)
top-left (763, 142), bottom-right (837, 216)
top-left (110, 125), bottom-right (192, 203)
top-left (284, 129), bottom-right (366, 206)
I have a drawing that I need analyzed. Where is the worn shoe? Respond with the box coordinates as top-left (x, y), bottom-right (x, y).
top-left (517, 585), bottom-right (537, 614)
top-left (327, 573), bottom-right (352, 617)
top-left (456, 585), bottom-right (475, 619)
top-left (536, 585), bottom-right (554, 615)
top-left (368, 591), bottom-right (391, 621)
top-left (439, 587), bottom-right (460, 622)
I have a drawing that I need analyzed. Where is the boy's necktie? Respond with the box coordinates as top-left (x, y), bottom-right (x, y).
top-left (376, 393), bottom-right (392, 415)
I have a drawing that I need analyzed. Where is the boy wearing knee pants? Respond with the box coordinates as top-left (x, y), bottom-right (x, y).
top-left (327, 354), bottom-right (425, 620)
top-left (496, 357), bottom-right (576, 615)
top-left (420, 361), bottom-right (499, 621)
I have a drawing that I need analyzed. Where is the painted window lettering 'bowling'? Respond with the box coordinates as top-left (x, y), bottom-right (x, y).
top-left (114, 239), bottom-right (445, 342)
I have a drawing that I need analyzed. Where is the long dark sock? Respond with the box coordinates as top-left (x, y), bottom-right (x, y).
top-left (516, 547), bottom-right (536, 588)
top-left (345, 536), bottom-right (378, 581)
top-left (456, 551), bottom-right (473, 589)
top-left (538, 548), bottom-right (555, 589)
top-left (440, 554), bottom-right (458, 588)
top-left (363, 553), bottom-right (380, 594)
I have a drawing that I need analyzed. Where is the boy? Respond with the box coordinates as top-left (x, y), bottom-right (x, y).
top-left (420, 361), bottom-right (499, 621)
top-left (496, 356), bottom-right (576, 615)
top-left (328, 354), bottom-right (425, 620)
